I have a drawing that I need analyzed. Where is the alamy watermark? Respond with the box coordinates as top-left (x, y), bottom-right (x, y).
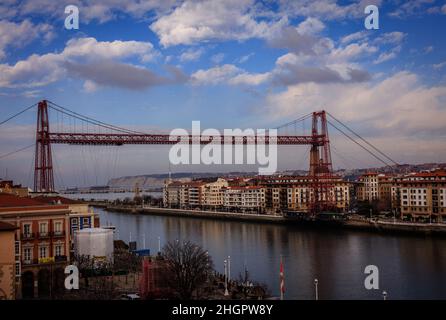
top-left (168, 121), bottom-right (278, 175)
top-left (64, 5), bottom-right (79, 30)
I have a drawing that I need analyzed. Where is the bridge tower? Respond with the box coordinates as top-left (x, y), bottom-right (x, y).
top-left (34, 100), bottom-right (54, 192)
top-left (309, 111), bottom-right (335, 213)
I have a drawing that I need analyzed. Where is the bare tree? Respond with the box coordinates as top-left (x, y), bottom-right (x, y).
top-left (162, 241), bottom-right (213, 299)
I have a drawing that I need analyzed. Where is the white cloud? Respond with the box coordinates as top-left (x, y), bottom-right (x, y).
top-left (0, 37), bottom-right (164, 89)
top-left (0, 0), bottom-right (180, 23)
top-left (296, 17), bottom-right (325, 35)
top-left (433, 61), bottom-right (446, 70)
top-left (279, 0), bottom-right (383, 20)
top-left (191, 64), bottom-right (241, 85)
top-left (265, 71), bottom-right (446, 138)
top-left (328, 42), bottom-right (378, 62)
top-left (190, 64), bottom-right (270, 86)
top-left (150, 0), bottom-right (283, 47)
top-left (443, 4), bottom-right (446, 14)
top-left (374, 32), bottom-right (407, 45)
top-left (340, 31), bottom-right (368, 45)
top-left (389, 0), bottom-right (440, 18)
top-left (236, 53), bottom-right (254, 64)
top-left (374, 51), bottom-right (397, 64)
top-left (229, 72), bottom-right (270, 86)
top-left (179, 47), bottom-right (205, 62)
top-left (83, 80), bottom-right (99, 93)
top-left (0, 20), bottom-right (54, 60)
top-left (62, 37), bottom-right (157, 62)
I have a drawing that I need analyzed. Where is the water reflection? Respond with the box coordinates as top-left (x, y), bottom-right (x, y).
top-left (98, 208), bottom-right (446, 300)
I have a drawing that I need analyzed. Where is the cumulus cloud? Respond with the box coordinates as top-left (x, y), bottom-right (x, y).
top-left (179, 47), bottom-right (205, 62)
top-left (0, 37), bottom-right (183, 90)
top-left (264, 71), bottom-right (446, 138)
top-left (279, 0), bottom-right (382, 20)
top-left (340, 31), bottom-right (368, 45)
top-left (295, 17), bottom-right (325, 35)
top-left (0, 20), bottom-right (54, 60)
top-left (150, 0), bottom-right (284, 47)
top-left (389, 0), bottom-right (441, 18)
top-left (65, 60), bottom-right (187, 90)
top-left (190, 64), bottom-right (241, 85)
top-left (0, 0), bottom-right (180, 23)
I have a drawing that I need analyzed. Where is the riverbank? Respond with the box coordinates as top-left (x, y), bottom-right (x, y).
top-left (91, 203), bottom-right (446, 237)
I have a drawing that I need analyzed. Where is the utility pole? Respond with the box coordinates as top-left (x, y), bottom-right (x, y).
top-left (314, 278), bottom-right (319, 300)
top-left (224, 259), bottom-right (229, 296)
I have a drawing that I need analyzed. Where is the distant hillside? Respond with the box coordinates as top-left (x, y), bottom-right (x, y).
top-left (107, 163), bottom-right (446, 189)
top-left (107, 172), bottom-right (258, 189)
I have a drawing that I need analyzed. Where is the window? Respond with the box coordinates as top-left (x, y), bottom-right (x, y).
top-left (55, 245), bottom-right (63, 257)
top-left (15, 262), bottom-right (20, 276)
top-left (15, 241), bottom-right (20, 256)
top-left (39, 222), bottom-right (48, 235)
top-left (54, 221), bottom-right (62, 234)
top-left (39, 246), bottom-right (47, 259)
top-left (23, 248), bottom-right (32, 262)
top-left (23, 223), bottom-right (31, 236)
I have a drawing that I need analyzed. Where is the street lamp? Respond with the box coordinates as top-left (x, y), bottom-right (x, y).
top-left (314, 278), bottom-right (319, 300)
top-left (228, 255), bottom-right (231, 285)
top-left (224, 260), bottom-right (229, 296)
top-left (382, 290), bottom-right (387, 300)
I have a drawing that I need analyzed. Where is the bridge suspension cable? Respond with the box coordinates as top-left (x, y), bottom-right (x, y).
top-left (0, 103), bottom-right (37, 126)
top-left (327, 119), bottom-right (394, 169)
top-left (46, 100), bottom-right (148, 135)
top-left (0, 144), bottom-right (34, 160)
top-left (326, 112), bottom-right (399, 166)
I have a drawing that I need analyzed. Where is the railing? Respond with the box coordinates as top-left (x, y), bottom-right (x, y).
top-left (52, 231), bottom-right (65, 237)
top-left (22, 255), bottom-right (67, 266)
top-left (38, 232), bottom-right (50, 239)
top-left (21, 232), bottom-right (35, 240)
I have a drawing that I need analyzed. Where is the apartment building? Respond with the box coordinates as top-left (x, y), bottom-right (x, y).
top-left (0, 221), bottom-right (17, 300)
top-left (202, 178), bottom-right (229, 208)
top-left (392, 171), bottom-right (446, 221)
top-left (258, 175), bottom-right (351, 214)
top-left (0, 193), bottom-right (72, 299)
top-left (0, 180), bottom-right (29, 197)
top-left (222, 186), bottom-right (266, 209)
top-left (357, 173), bottom-right (379, 201)
top-left (164, 178), bottom-right (228, 208)
top-left (164, 175), bottom-right (352, 213)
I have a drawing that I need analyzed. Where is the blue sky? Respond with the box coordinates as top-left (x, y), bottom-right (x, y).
top-left (0, 0), bottom-right (445, 187)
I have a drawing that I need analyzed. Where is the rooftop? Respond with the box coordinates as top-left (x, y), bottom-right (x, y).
top-left (0, 193), bottom-right (47, 207)
top-left (0, 221), bottom-right (18, 232)
top-left (33, 195), bottom-right (85, 205)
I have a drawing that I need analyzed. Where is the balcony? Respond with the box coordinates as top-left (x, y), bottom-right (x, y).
top-left (22, 256), bottom-right (67, 266)
top-left (52, 231), bottom-right (65, 237)
top-left (38, 232), bottom-right (50, 239)
top-left (54, 255), bottom-right (67, 263)
top-left (21, 233), bottom-right (35, 240)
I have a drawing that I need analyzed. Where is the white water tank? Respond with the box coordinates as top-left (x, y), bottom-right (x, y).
top-left (74, 228), bottom-right (114, 263)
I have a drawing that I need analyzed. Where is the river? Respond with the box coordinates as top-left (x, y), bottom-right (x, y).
top-left (67, 193), bottom-right (446, 300)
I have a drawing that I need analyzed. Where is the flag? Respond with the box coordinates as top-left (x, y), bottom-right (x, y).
top-left (280, 256), bottom-right (285, 300)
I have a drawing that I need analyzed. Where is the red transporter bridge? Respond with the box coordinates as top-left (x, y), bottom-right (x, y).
top-left (33, 100), bottom-right (336, 214)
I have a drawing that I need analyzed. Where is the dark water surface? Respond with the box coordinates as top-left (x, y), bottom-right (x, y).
top-left (97, 208), bottom-right (446, 300)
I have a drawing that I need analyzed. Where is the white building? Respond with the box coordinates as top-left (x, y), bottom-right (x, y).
top-left (74, 228), bottom-right (114, 264)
